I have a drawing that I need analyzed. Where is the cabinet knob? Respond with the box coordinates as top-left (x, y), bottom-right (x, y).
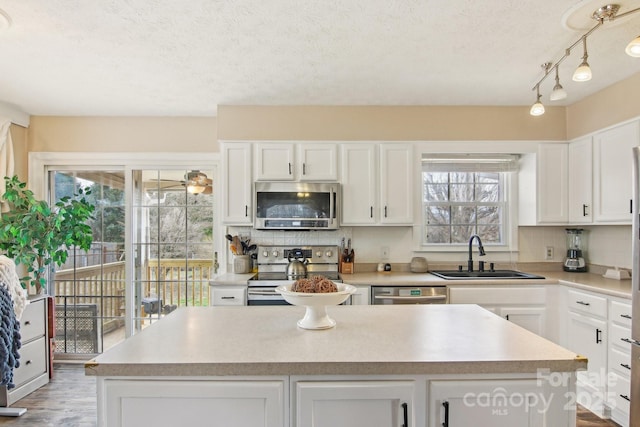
top-left (24, 320), bottom-right (31, 326)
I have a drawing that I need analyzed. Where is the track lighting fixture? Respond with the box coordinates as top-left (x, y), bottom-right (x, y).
top-left (573, 38), bottom-right (592, 82)
top-left (530, 85), bottom-right (545, 116)
top-left (529, 3), bottom-right (640, 115)
top-left (550, 66), bottom-right (567, 101)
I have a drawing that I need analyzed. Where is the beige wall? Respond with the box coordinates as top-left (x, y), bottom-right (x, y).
top-left (28, 116), bottom-right (218, 153)
top-left (218, 105), bottom-right (567, 141)
top-left (9, 124), bottom-right (28, 181)
top-left (566, 72), bottom-right (640, 139)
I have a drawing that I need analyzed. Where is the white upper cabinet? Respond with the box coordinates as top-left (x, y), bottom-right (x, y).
top-left (568, 137), bottom-right (593, 223)
top-left (519, 143), bottom-right (568, 225)
top-left (222, 143), bottom-right (253, 225)
top-left (341, 143), bottom-right (413, 225)
top-left (593, 121), bottom-right (640, 223)
top-left (379, 143), bottom-right (414, 224)
top-left (255, 143), bottom-right (295, 180)
top-left (340, 143), bottom-right (377, 225)
top-left (255, 143), bottom-right (338, 181)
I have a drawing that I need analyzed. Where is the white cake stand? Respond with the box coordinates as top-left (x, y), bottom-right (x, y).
top-left (276, 284), bottom-right (356, 330)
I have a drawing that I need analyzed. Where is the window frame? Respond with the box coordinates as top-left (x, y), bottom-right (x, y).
top-left (419, 164), bottom-right (519, 253)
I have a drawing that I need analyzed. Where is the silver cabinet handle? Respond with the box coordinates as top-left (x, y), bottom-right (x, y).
top-left (374, 295), bottom-right (446, 301)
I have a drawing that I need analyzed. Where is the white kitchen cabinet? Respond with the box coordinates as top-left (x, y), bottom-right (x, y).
top-left (593, 120), bottom-right (640, 223)
top-left (0, 297), bottom-right (50, 407)
top-left (350, 285), bottom-right (371, 305)
top-left (221, 143), bottom-right (253, 225)
top-left (210, 286), bottom-right (247, 306)
top-left (340, 143), bottom-right (377, 224)
top-left (379, 143), bottom-right (414, 224)
top-left (568, 137), bottom-right (593, 224)
top-left (448, 286), bottom-right (547, 337)
top-left (518, 144), bottom-right (568, 225)
top-left (101, 378), bottom-right (286, 427)
top-left (295, 380), bottom-right (415, 427)
top-left (564, 287), bottom-right (608, 417)
top-left (255, 143), bottom-right (337, 181)
top-left (429, 379), bottom-right (567, 427)
top-left (341, 143), bottom-right (413, 225)
top-left (606, 299), bottom-right (632, 426)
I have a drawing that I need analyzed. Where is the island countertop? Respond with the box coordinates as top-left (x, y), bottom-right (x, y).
top-left (86, 304), bottom-right (585, 377)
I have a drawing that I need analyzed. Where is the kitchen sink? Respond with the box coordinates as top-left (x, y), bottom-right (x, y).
top-left (429, 270), bottom-right (545, 280)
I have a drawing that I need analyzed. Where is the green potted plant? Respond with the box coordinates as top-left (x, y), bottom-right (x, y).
top-left (0, 175), bottom-right (95, 293)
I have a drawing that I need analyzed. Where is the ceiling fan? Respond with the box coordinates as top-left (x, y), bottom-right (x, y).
top-left (184, 170), bottom-right (213, 194)
top-left (153, 170), bottom-right (213, 195)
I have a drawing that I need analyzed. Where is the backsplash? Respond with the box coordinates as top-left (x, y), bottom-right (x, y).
top-left (225, 224), bottom-right (633, 270)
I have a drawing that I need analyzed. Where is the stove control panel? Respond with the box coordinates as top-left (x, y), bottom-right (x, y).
top-left (257, 245), bottom-right (339, 265)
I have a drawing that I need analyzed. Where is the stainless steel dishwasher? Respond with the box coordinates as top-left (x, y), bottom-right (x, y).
top-left (371, 286), bottom-right (448, 305)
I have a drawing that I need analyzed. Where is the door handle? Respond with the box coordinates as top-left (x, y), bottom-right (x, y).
top-left (595, 328), bottom-right (602, 344)
top-left (582, 204), bottom-right (588, 216)
top-left (370, 206), bottom-right (373, 218)
top-left (442, 401), bottom-right (449, 427)
top-left (302, 163), bottom-right (306, 175)
top-left (621, 363), bottom-right (631, 370)
top-left (288, 162), bottom-right (292, 175)
top-left (576, 300), bottom-right (590, 306)
top-left (401, 402), bottom-right (408, 427)
top-left (620, 314), bottom-right (632, 319)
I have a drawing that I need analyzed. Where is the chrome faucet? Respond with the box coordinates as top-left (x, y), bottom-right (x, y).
top-left (467, 234), bottom-right (486, 272)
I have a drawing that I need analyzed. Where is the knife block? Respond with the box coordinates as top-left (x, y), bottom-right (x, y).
top-left (340, 262), bottom-right (354, 274)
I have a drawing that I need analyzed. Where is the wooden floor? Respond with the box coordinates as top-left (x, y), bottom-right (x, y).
top-left (0, 364), bottom-right (623, 427)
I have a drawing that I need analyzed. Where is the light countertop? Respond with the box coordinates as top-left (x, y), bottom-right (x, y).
top-left (86, 304), bottom-right (585, 377)
top-left (211, 270), bottom-right (632, 299)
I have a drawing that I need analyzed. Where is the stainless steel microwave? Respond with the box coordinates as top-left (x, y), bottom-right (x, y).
top-left (254, 182), bottom-right (340, 230)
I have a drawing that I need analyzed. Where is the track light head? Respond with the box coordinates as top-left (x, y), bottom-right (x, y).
top-left (530, 86), bottom-right (545, 116)
top-left (627, 35), bottom-right (640, 57)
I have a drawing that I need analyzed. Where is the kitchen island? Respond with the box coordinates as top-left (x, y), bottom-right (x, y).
top-left (86, 304), bottom-right (586, 427)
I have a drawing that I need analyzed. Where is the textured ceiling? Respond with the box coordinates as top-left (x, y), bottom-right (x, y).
top-left (0, 0), bottom-right (640, 116)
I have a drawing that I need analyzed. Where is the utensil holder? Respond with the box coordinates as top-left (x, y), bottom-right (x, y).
top-left (233, 255), bottom-right (251, 274)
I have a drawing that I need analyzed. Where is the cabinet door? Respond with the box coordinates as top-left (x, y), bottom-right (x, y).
top-left (379, 143), bottom-right (413, 224)
top-left (296, 380), bottom-right (414, 427)
top-left (222, 143), bottom-right (252, 225)
top-left (255, 143), bottom-right (295, 181)
top-left (498, 307), bottom-right (546, 336)
top-left (341, 143), bottom-right (377, 225)
top-left (103, 379), bottom-right (285, 427)
top-left (568, 137), bottom-right (593, 223)
top-left (350, 285), bottom-right (371, 305)
top-left (567, 311), bottom-right (608, 414)
top-left (593, 121), bottom-right (640, 223)
top-left (536, 143), bottom-right (568, 223)
top-left (298, 143), bottom-right (337, 181)
top-left (430, 380), bottom-right (548, 427)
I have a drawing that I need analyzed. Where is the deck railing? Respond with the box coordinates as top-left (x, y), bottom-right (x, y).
top-left (54, 258), bottom-right (213, 320)
top-left (145, 259), bottom-right (213, 308)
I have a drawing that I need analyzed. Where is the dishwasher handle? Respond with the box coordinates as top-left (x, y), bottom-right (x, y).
top-left (373, 295), bottom-right (447, 302)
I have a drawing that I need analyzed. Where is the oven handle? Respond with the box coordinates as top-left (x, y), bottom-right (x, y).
top-left (248, 290), bottom-right (281, 296)
top-left (373, 295), bottom-right (447, 302)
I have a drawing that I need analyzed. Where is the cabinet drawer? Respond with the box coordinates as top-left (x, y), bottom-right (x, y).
top-left (12, 336), bottom-right (47, 387)
top-left (20, 299), bottom-right (46, 342)
top-left (609, 346), bottom-right (631, 377)
top-left (567, 289), bottom-right (607, 318)
top-left (211, 287), bottom-right (246, 306)
top-left (610, 323), bottom-right (633, 352)
top-left (608, 372), bottom-right (631, 416)
top-left (448, 286), bottom-right (546, 305)
top-left (609, 300), bottom-right (632, 327)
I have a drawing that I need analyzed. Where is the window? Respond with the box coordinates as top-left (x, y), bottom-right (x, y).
top-left (422, 154), bottom-right (518, 248)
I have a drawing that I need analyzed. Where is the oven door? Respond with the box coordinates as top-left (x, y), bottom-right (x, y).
top-left (247, 287), bottom-right (291, 306)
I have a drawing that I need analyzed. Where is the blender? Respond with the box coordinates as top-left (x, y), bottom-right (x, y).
top-left (563, 228), bottom-right (587, 272)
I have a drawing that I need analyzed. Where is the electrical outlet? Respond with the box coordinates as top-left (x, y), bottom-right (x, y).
top-left (380, 246), bottom-right (390, 259)
top-left (545, 246), bottom-right (554, 260)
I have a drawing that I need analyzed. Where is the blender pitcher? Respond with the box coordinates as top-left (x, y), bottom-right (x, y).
top-left (563, 228), bottom-right (587, 272)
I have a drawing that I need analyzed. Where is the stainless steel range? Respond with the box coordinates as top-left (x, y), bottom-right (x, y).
top-left (247, 245), bottom-right (342, 305)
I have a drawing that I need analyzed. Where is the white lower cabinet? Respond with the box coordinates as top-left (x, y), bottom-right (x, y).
top-left (350, 285), bottom-right (371, 305)
top-left (448, 286), bottom-right (547, 337)
top-left (606, 298), bottom-right (632, 426)
top-left (429, 378), bottom-right (571, 427)
top-left (294, 380), bottom-right (416, 427)
top-left (101, 378), bottom-right (286, 427)
top-left (210, 286), bottom-right (247, 306)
